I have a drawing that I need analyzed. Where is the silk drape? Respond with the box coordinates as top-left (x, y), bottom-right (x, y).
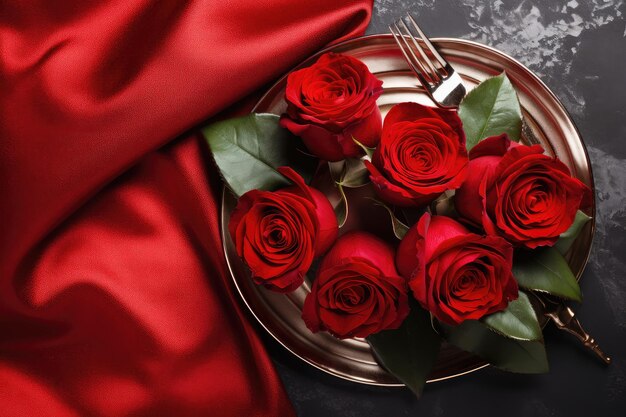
top-left (0, 1), bottom-right (373, 415)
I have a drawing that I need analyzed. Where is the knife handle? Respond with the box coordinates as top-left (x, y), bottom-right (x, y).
top-left (545, 305), bottom-right (612, 365)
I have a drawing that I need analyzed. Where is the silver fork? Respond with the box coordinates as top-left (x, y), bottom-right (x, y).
top-left (389, 14), bottom-right (466, 108)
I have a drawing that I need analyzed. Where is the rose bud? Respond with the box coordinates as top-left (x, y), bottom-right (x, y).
top-left (229, 167), bottom-right (338, 292)
top-left (455, 134), bottom-right (592, 249)
top-left (302, 232), bottom-right (409, 339)
top-left (280, 52), bottom-right (383, 162)
top-left (397, 213), bottom-right (518, 326)
top-left (365, 102), bottom-right (468, 207)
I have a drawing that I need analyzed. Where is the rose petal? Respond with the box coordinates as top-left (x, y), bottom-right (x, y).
top-left (383, 102), bottom-right (466, 147)
top-left (279, 116), bottom-right (348, 161)
top-left (302, 232), bottom-right (409, 338)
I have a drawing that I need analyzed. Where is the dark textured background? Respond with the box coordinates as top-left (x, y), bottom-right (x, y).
top-left (267, 1), bottom-right (626, 415)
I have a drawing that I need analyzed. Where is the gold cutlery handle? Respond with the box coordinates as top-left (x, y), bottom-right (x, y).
top-left (545, 305), bottom-right (612, 365)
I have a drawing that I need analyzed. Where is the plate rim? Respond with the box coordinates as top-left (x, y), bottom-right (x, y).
top-left (222, 34), bottom-right (596, 386)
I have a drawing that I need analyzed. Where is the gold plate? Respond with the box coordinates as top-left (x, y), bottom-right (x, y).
top-left (220, 35), bottom-right (595, 386)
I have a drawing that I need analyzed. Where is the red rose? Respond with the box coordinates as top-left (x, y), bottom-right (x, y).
top-left (365, 102), bottom-right (468, 207)
top-left (455, 134), bottom-right (592, 248)
top-left (280, 52), bottom-right (383, 162)
top-left (302, 232), bottom-right (409, 338)
top-left (397, 213), bottom-right (518, 325)
top-left (229, 167), bottom-right (338, 292)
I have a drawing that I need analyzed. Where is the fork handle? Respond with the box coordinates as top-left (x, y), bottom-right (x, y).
top-left (545, 305), bottom-right (611, 365)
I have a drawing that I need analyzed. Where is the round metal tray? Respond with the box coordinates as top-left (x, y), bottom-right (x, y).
top-left (221, 35), bottom-right (595, 386)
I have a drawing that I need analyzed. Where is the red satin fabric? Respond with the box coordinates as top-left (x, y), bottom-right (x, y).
top-left (0, 1), bottom-right (372, 416)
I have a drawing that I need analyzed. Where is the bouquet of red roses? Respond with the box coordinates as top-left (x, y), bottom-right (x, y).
top-left (204, 52), bottom-right (592, 395)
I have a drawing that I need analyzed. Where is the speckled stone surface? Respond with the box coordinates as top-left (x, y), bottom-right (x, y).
top-left (267, 1), bottom-right (626, 415)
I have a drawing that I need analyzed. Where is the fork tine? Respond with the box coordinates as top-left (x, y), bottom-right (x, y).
top-left (390, 13), bottom-right (466, 107)
top-left (397, 18), bottom-right (441, 83)
top-left (389, 22), bottom-right (434, 87)
top-left (406, 14), bottom-right (448, 70)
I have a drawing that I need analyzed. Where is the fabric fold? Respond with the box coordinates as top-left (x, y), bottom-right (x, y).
top-left (0, 1), bottom-right (373, 415)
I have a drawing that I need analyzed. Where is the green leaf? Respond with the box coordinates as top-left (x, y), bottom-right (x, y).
top-left (328, 158), bottom-right (370, 188)
top-left (442, 319), bottom-right (549, 374)
top-left (430, 190), bottom-right (457, 218)
top-left (513, 247), bottom-right (582, 302)
top-left (555, 210), bottom-right (592, 254)
top-left (203, 113), bottom-right (316, 196)
top-left (369, 198), bottom-right (410, 240)
top-left (482, 291), bottom-right (542, 341)
top-left (458, 72), bottom-right (523, 150)
top-left (334, 183), bottom-right (349, 228)
top-left (368, 304), bottom-right (442, 397)
top-left (328, 160), bottom-right (344, 183)
top-left (353, 137), bottom-right (375, 160)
